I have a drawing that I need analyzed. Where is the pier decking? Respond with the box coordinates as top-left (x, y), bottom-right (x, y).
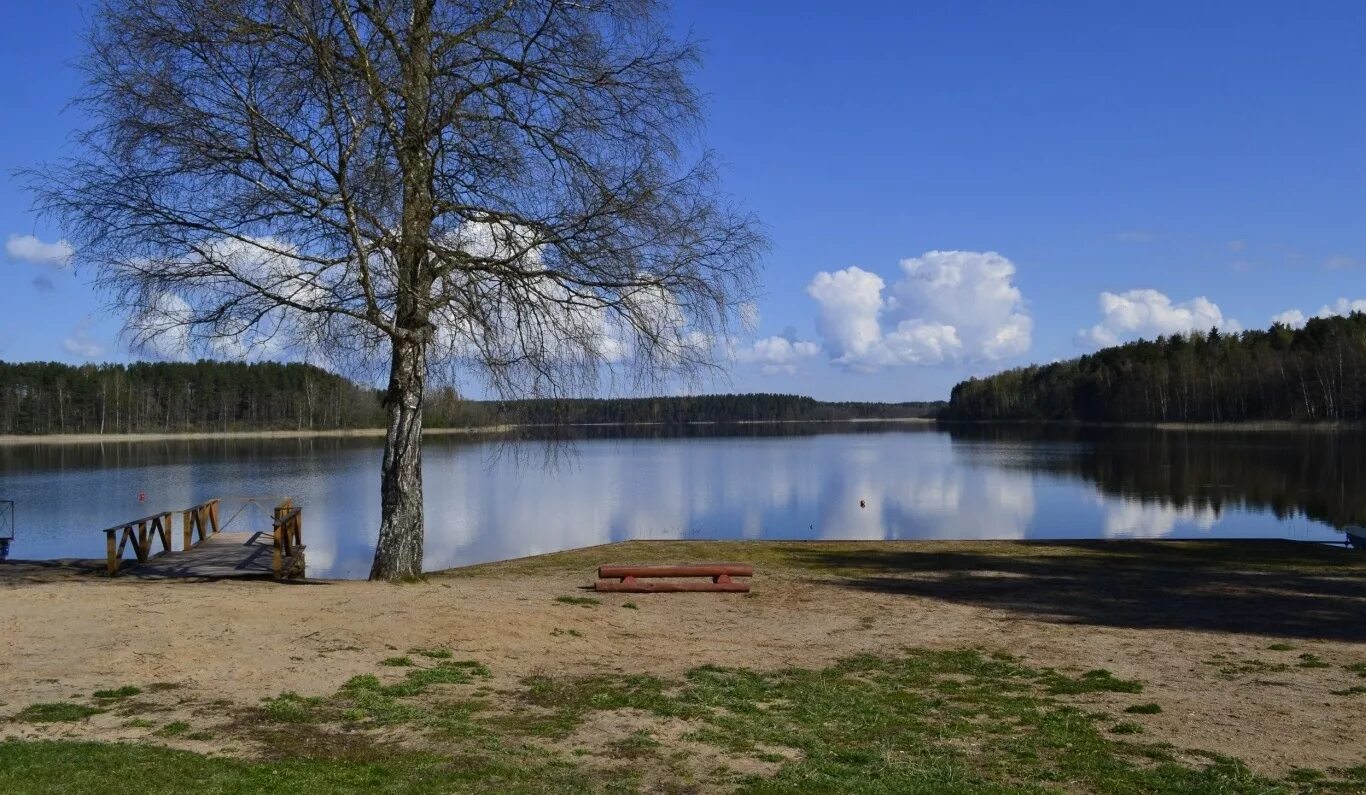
top-left (103, 498), bottom-right (305, 579)
top-left (121, 531), bottom-right (277, 579)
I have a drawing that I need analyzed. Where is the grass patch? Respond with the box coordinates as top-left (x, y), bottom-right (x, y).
top-left (8, 647), bottom-right (1360, 793)
top-left (1344, 662), bottom-right (1366, 677)
top-left (1331, 686), bottom-right (1366, 697)
top-left (123, 718), bottom-right (155, 729)
top-left (379, 656), bottom-right (414, 667)
top-left (554, 596), bottom-right (601, 608)
top-left (1203, 655), bottom-right (1290, 680)
top-left (1297, 653), bottom-right (1331, 669)
top-left (1124, 703), bottom-right (1163, 714)
top-left (408, 648), bottom-right (453, 660)
top-left (1041, 668), bottom-right (1144, 695)
top-left (92, 686), bottom-right (141, 700)
top-left (551, 628), bottom-right (583, 638)
top-left (622, 602), bottom-right (639, 610)
top-left (608, 730), bottom-right (661, 759)
top-left (153, 721), bottom-right (190, 738)
top-left (259, 693), bottom-right (325, 724)
top-left (1266, 643), bottom-right (1296, 651)
top-left (13, 703), bottom-right (104, 723)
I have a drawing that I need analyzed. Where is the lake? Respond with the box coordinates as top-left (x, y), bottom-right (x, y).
top-left (0, 423), bottom-right (1356, 578)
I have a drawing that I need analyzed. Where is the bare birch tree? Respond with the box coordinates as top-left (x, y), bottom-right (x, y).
top-left (30, 0), bottom-right (762, 580)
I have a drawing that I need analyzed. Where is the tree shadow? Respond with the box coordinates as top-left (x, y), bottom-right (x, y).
top-left (791, 540), bottom-right (1366, 641)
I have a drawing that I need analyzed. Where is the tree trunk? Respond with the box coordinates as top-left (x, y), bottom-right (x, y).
top-left (370, 336), bottom-right (426, 581)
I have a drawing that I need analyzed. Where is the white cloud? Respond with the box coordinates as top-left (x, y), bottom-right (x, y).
top-left (735, 335), bottom-right (820, 375)
top-left (6, 234), bottom-right (74, 269)
top-left (1077, 289), bottom-right (1238, 348)
top-left (61, 318), bottom-right (106, 359)
top-left (1271, 297), bottom-right (1366, 329)
top-left (1271, 309), bottom-right (1306, 328)
top-left (806, 251), bottom-right (1031, 371)
top-left (1323, 255), bottom-right (1357, 270)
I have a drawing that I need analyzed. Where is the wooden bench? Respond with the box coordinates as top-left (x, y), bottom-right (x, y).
top-left (594, 564), bottom-right (753, 593)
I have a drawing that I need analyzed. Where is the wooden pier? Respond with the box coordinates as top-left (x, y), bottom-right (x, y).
top-left (102, 498), bottom-right (305, 579)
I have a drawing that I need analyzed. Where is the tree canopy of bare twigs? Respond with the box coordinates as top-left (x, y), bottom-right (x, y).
top-left (30, 0), bottom-right (763, 579)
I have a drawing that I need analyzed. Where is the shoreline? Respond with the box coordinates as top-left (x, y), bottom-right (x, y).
top-left (0, 414), bottom-right (1358, 444)
top-left (0, 417), bottom-right (934, 446)
top-left (936, 418), bottom-right (1366, 433)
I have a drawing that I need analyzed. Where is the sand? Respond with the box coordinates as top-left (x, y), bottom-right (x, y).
top-left (1, 540), bottom-right (1364, 777)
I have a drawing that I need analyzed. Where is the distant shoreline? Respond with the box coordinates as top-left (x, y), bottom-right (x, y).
top-left (0, 417), bottom-right (935, 446)
top-left (0, 426), bottom-right (511, 446)
top-left (936, 418), bottom-right (1365, 432)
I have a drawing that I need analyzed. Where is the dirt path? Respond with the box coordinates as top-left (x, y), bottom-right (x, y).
top-left (2, 540), bottom-right (1364, 777)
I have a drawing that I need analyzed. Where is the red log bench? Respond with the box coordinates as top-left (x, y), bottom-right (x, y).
top-left (595, 563), bottom-right (753, 593)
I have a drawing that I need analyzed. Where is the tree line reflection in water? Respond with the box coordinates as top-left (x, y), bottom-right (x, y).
top-left (1, 422), bottom-right (1354, 577)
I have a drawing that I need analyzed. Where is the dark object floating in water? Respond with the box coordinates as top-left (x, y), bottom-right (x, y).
top-left (1345, 526), bottom-right (1366, 550)
top-left (595, 563), bottom-right (753, 593)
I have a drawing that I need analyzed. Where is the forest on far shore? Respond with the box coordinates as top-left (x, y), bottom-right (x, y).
top-left (0, 360), bottom-right (939, 435)
top-left (946, 313), bottom-right (1366, 423)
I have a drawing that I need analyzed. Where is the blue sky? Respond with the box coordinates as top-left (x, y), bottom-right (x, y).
top-left (3, 1), bottom-right (1365, 400)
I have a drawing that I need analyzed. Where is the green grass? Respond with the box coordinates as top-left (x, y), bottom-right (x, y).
top-left (1297, 653), bottom-right (1331, 669)
top-left (407, 648), bottom-right (453, 660)
top-left (379, 656), bottom-right (414, 667)
top-left (1344, 662), bottom-right (1366, 678)
top-left (1203, 655), bottom-right (1290, 680)
top-left (553, 596), bottom-right (601, 608)
top-left (1266, 643), bottom-right (1296, 651)
top-left (153, 722), bottom-right (190, 738)
top-left (1330, 686), bottom-right (1366, 697)
top-left (8, 649), bottom-right (1366, 794)
top-left (92, 686), bottom-right (141, 700)
top-left (12, 703), bottom-right (104, 723)
top-left (1124, 703), bottom-right (1163, 714)
top-left (1040, 668), bottom-right (1143, 695)
top-left (621, 602), bottom-right (639, 610)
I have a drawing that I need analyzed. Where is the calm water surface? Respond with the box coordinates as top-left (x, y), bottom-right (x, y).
top-left (0, 423), bottom-right (1356, 578)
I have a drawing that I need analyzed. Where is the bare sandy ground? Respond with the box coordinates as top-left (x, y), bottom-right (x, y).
top-left (1, 540), bottom-right (1364, 777)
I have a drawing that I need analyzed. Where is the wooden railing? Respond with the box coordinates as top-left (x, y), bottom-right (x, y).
top-left (182, 499), bottom-right (221, 550)
top-left (271, 498), bottom-right (305, 579)
top-left (104, 498), bottom-right (220, 576)
top-left (103, 511), bottom-right (176, 576)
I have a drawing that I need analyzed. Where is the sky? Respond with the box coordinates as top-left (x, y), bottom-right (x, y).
top-left (2, 1), bottom-right (1365, 401)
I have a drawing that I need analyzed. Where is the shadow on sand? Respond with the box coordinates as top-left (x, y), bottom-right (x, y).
top-left (791, 540), bottom-right (1366, 642)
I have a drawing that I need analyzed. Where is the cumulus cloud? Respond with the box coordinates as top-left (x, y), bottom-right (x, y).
top-left (1076, 289), bottom-right (1238, 348)
top-left (1271, 309), bottom-right (1307, 328)
top-left (61, 318), bottom-right (106, 360)
top-left (735, 335), bottom-right (821, 375)
top-left (1271, 297), bottom-right (1366, 329)
top-left (6, 234), bottom-right (74, 269)
top-left (806, 251), bottom-right (1031, 371)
